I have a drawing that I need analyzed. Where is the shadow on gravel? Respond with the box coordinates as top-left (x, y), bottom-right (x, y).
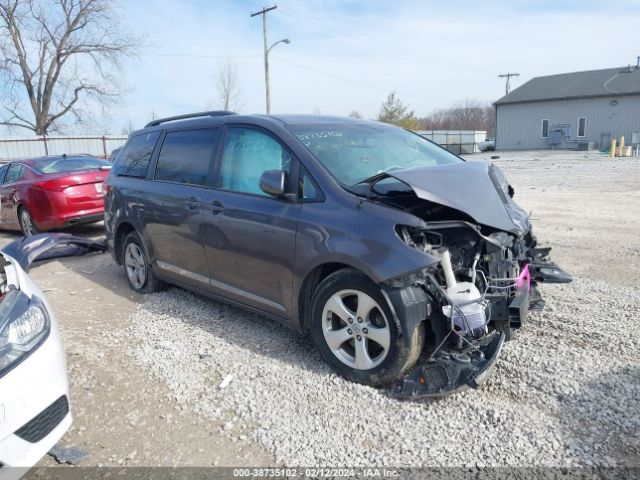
top-left (142, 285), bottom-right (327, 374)
top-left (559, 365), bottom-right (640, 467)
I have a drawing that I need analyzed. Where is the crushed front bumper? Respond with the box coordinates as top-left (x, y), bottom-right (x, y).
top-left (391, 331), bottom-right (505, 398)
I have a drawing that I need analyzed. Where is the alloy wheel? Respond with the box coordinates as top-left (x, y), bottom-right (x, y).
top-left (321, 289), bottom-right (391, 370)
top-left (124, 242), bottom-right (146, 289)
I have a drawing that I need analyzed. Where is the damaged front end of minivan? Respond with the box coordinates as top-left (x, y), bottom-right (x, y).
top-left (367, 160), bottom-right (572, 398)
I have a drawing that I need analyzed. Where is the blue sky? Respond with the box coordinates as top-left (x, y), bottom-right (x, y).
top-left (7, 0), bottom-right (640, 134)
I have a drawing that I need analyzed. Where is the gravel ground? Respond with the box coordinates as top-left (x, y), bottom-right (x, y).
top-left (5, 150), bottom-right (637, 470)
top-left (123, 150), bottom-right (640, 467)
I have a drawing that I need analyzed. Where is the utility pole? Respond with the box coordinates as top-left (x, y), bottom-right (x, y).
top-left (251, 5), bottom-right (278, 114)
top-left (498, 72), bottom-right (520, 95)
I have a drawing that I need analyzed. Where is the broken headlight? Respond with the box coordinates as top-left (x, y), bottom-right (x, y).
top-left (0, 290), bottom-right (50, 378)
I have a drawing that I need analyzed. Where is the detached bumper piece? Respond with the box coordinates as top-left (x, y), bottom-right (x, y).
top-left (529, 247), bottom-right (572, 284)
top-left (391, 332), bottom-right (505, 398)
top-left (15, 395), bottom-right (69, 443)
top-left (1, 233), bottom-right (106, 272)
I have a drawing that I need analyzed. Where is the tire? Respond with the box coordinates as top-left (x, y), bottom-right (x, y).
top-left (309, 268), bottom-right (424, 387)
top-left (121, 231), bottom-right (165, 293)
top-left (18, 206), bottom-right (39, 236)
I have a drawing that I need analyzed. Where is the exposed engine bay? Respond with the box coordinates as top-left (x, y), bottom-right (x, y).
top-left (360, 161), bottom-right (572, 397)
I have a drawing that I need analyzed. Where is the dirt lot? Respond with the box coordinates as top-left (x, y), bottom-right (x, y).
top-left (5, 150), bottom-right (638, 469)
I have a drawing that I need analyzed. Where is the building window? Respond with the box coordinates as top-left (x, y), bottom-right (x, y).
top-left (577, 117), bottom-right (586, 137)
top-left (541, 119), bottom-right (549, 138)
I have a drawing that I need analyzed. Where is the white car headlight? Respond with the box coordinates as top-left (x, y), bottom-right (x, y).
top-left (0, 290), bottom-right (50, 377)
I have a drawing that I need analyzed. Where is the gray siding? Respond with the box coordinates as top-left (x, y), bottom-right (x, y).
top-left (495, 95), bottom-right (640, 150)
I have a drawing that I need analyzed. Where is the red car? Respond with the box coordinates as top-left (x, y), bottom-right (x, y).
top-left (0, 155), bottom-right (111, 235)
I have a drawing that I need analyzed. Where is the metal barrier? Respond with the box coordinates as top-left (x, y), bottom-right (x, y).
top-left (0, 135), bottom-right (128, 161)
top-left (416, 130), bottom-right (487, 154)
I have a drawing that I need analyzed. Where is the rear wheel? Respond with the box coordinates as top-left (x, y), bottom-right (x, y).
top-left (18, 207), bottom-right (38, 236)
top-left (122, 231), bottom-right (164, 293)
top-left (310, 269), bottom-right (424, 386)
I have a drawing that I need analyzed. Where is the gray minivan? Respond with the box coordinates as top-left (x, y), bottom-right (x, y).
top-left (104, 112), bottom-right (570, 397)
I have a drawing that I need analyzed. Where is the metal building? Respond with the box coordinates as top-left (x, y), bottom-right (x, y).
top-left (494, 66), bottom-right (640, 150)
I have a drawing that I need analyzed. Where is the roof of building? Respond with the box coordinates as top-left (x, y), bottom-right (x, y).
top-left (495, 66), bottom-right (640, 105)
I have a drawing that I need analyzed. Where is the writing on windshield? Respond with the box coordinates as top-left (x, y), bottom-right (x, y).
top-left (289, 123), bottom-right (461, 185)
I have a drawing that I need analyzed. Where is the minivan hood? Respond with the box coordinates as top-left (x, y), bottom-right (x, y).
top-left (383, 160), bottom-right (530, 235)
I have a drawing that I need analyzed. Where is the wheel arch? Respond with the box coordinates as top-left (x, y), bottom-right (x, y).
top-left (297, 261), bottom-right (377, 332)
top-left (113, 221), bottom-right (136, 265)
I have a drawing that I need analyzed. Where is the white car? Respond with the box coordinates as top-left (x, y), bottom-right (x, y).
top-left (478, 137), bottom-right (495, 152)
top-left (0, 234), bottom-right (104, 476)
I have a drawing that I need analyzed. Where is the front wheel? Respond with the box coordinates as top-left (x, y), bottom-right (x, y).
top-left (310, 269), bottom-right (424, 386)
top-left (122, 231), bottom-right (165, 293)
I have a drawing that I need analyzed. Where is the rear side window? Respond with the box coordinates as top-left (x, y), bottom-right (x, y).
top-left (219, 127), bottom-right (293, 195)
top-left (154, 128), bottom-right (219, 186)
top-left (0, 164), bottom-right (8, 183)
top-left (3, 164), bottom-right (24, 184)
top-left (113, 131), bottom-right (161, 178)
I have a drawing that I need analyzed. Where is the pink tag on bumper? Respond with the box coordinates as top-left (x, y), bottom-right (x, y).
top-left (517, 264), bottom-right (531, 291)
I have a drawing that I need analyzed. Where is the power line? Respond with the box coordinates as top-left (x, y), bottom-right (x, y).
top-left (270, 57), bottom-right (453, 101)
top-left (498, 72), bottom-right (520, 94)
top-left (139, 48), bottom-right (453, 102)
top-left (276, 6), bottom-right (486, 73)
top-left (146, 53), bottom-right (260, 58)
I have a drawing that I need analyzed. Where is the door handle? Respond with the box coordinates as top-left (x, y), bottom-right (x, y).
top-left (184, 197), bottom-right (200, 210)
top-left (210, 200), bottom-right (224, 214)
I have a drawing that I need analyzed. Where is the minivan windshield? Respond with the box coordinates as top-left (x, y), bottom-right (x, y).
top-left (288, 123), bottom-right (463, 185)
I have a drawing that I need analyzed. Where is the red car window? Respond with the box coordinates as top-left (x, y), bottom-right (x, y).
top-left (3, 164), bottom-right (24, 184)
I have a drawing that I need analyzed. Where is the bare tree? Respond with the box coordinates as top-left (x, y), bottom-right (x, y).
top-left (216, 59), bottom-right (241, 111)
top-left (419, 98), bottom-right (495, 134)
top-left (0, 0), bottom-right (141, 135)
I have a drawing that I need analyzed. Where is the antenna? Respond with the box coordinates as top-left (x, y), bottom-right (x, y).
top-left (498, 72), bottom-right (520, 95)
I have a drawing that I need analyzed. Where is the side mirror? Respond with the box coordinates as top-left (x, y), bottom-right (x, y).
top-left (259, 170), bottom-right (287, 198)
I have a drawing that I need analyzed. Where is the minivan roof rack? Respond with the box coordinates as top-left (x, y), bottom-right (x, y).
top-left (145, 111), bottom-right (237, 128)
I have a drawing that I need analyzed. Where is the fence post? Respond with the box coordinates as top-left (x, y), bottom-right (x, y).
top-left (102, 136), bottom-right (107, 159)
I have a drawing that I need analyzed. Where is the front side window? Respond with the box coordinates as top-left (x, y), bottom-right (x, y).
top-left (299, 167), bottom-right (322, 202)
top-left (541, 119), bottom-right (550, 138)
top-left (577, 117), bottom-right (586, 137)
top-left (219, 127), bottom-right (293, 195)
top-left (154, 128), bottom-right (219, 186)
top-left (288, 123), bottom-right (462, 186)
top-left (113, 130), bottom-right (161, 178)
top-left (0, 164), bottom-right (8, 183)
top-left (3, 164), bottom-right (24, 184)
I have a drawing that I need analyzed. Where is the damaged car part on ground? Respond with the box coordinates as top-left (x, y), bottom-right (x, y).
top-left (0, 233), bottom-right (103, 474)
top-left (104, 113), bottom-right (571, 398)
top-left (0, 233), bottom-right (105, 472)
